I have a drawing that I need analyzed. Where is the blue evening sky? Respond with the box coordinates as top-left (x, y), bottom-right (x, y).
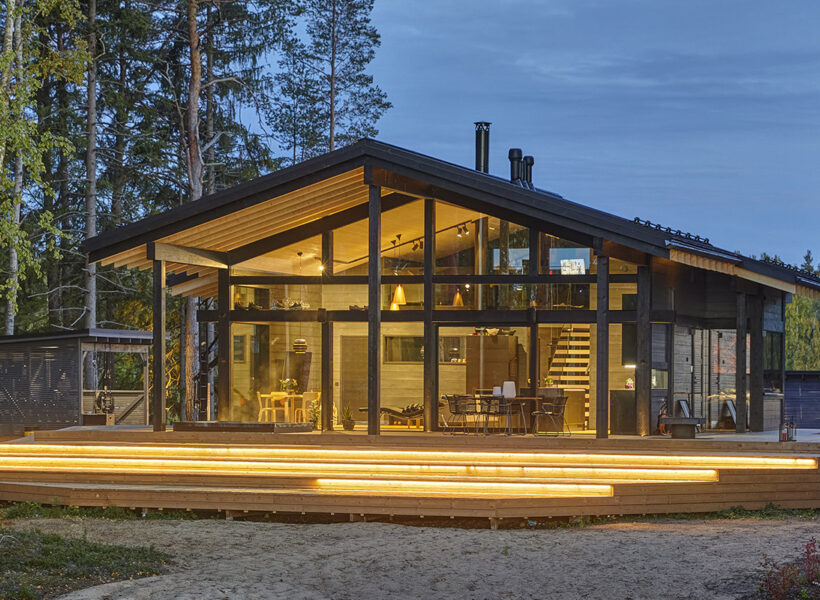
top-left (368, 0), bottom-right (820, 265)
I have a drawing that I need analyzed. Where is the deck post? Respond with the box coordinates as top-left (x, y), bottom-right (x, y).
top-left (423, 198), bottom-right (437, 431)
top-left (596, 253), bottom-right (609, 438)
top-left (735, 291), bottom-right (747, 433)
top-left (636, 265), bottom-right (651, 435)
top-left (748, 293), bottom-right (764, 432)
top-left (216, 268), bottom-right (230, 421)
top-left (152, 260), bottom-right (166, 431)
top-left (367, 184), bottom-right (381, 435)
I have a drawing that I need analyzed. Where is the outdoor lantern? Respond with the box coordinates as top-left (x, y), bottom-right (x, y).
top-left (391, 283), bottom-right (407, 305)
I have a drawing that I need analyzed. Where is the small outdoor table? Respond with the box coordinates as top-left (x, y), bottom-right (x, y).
top-left (660, 416), bottom-right (706, 439)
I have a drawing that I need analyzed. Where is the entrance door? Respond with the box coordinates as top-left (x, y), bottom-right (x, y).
top-left (340, 336), bottom-right (368, 418)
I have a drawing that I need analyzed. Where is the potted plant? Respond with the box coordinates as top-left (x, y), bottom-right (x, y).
top-left (342, 404), bottom-right (355, 431)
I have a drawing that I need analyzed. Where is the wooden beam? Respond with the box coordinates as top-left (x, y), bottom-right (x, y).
top-left (367, 185), bottom-right (381, 435)
top-left (152, 260), bottom-right (166, 432)
top-left (322, 231), bottom-right (334, 277)
top-left (636, 265), bottom-right (651, 436)
top-left (736, 291), bottom-right (747, 433)
top-left (596, 254), bottom-right (609, 438)
top-left (147, 242), bottom-right (227, 270)
top-left (217, 269), bottom-right (231, 421)
top-left (423, 198), bottom-right (437, 432)
top-left (321, 321), bottom-right (333, 431)
top-left (226, 192), bottom-right (416, 265)
top-left (748, 294), bottom-right (764, 432)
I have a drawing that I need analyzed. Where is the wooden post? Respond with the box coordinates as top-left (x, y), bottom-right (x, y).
top-left (367, 184), bottom-right (381, 435)
top-left (423, 198), bottom-right (437, 431)
top-left (596, 254), bottom-right (609, 438)
top-left (735, 291), bottom-right (747, 433)
top-left (748, 294), bottom-right (764, 432)
top-left (216, 268), bottom-right (230, 421)
top-left (636, 265), bottom-right (651, 435)
top-left (152, 260), bottom-right (166, 431)
top-left (321, 230), bottom-right (334, 431)
top-left (321, 318), bottom-right (333, 430)
top-left (780, 291), bottom-right (787, 433)
top-left (529, 321), bottom-right (538, 395)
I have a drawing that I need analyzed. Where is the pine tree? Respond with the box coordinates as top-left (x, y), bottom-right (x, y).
top-left (304, 0), bottom-right (390, 152)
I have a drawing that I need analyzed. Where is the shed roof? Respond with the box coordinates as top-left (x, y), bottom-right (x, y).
top-left (0, 328), bottom-right (153, 346)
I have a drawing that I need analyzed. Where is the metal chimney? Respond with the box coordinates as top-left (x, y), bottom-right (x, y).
top-left (523, 155), bottom-right (534, 189)
top-left (508, 148), bottom-right (523, 185)
top-left (474, 122), bottom-right (490, 173)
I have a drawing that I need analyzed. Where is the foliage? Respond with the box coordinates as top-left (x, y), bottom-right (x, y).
top-left (342, 403), bottom-right (353, 421)
top-left (0, 527), bottom-right (168, 599)
top-left (758, 538), bottom-right (820, 600)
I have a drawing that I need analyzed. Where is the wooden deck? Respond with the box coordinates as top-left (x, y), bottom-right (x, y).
top-left (0, 429), bottom-right (817, 522)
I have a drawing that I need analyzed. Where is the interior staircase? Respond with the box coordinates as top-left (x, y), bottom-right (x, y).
top-left (546, 324), bottom-right (591, 425)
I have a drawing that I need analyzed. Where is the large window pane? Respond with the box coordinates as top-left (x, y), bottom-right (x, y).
top-left (229, 322), bottom-right (322, 424)
top-left (435, 201), bottom-right (529, 275)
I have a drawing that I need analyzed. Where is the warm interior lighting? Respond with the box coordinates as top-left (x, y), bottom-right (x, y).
top-left (624, 364), bottom-right (636, 369)
top-left (389, 301), bottom-right (400, 311)
top-left (391, 284), bottom-right (406, 305)
top-left (452, 289), bottom-right (464, 307)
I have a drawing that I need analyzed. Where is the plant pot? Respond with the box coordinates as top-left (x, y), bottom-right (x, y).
top-left (342, 419), bottom-right (355, 431)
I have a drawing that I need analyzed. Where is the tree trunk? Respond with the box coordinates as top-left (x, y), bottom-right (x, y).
top-left (205, 4), bottom-right (216, 417)
top-left (184, 0), bottom-right (203, 419)
top-left (0, 0), bottom-right (17, 169)
top-left (4, 7), bottom-right (21, 335)
top-left (85, 0), bottom-right (97, 330)
top-left (111, 23), bottom-right (127, 226)
top-left (328, 0), bottom-right (336, 151)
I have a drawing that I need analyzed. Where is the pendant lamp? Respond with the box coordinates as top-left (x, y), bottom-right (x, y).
top-left (389, 301), bottom-right (400, 311)
top-left (452, 288), bottom-right (464, 307)
top-left (391, 284), bottom-right (407, 306)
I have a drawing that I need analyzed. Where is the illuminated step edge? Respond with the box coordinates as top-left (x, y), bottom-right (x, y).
top-left (0, 480), bottom-right (612, 499)
top-left (313, 478), bottom-right (613, 497)
top-left (0, 457), bottom-right (719, 482)
top-left (0, 444), bottom-right (815, 470)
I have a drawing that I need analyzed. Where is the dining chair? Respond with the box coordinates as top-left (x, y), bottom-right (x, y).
top-left (532, 395), bottom-right (570, 436)
top-left (297, 391), bottom-right (320, 423)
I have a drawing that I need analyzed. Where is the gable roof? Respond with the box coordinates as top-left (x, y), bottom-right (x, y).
top-left (84, 138), bottom-right (820, 299)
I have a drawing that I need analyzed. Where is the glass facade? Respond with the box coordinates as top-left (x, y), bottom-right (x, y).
top-left (211, 189), bottom-right (781, 438)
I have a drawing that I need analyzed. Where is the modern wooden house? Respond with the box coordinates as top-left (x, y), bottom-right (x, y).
top-left (84, 125), bottom-right (820, 438)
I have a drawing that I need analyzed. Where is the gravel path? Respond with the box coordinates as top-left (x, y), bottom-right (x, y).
top-left (10, 516), bottom-right (819, 600)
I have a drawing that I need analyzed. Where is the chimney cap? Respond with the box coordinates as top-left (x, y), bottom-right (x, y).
top-left (474, 121), bottom-right (491, 128)
top-left (508, 148), bottom-right (522, 160)
top-left (523, 155), bottom-right (534, 166)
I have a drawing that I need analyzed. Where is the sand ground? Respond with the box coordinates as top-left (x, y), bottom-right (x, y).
top-left (10, 516), bottom-right (820, 600)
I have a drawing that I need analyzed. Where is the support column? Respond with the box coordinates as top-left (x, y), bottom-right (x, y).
top-left (423, 198), bottom-right (437, 431)
top-left (367, 184), bottom-right (381, 435)
top-left (216, 268), bottom-right (230, 421)
top-left (780, 291), bottom-right (787, 433)
top-left (735, 291), bottom-right (747, 433)
top-left (321, 318), bottom-right (333, 430)
top-left (152, 260), bottom-right (166, 432)
top-left (748, 294), bottom-right (764, 432)
top-left (596, 254), bottom-right (609, 438)
top-left (321, 230), bottom-right (334, 431)
top-left (636, 265), bottom-right (651, 435)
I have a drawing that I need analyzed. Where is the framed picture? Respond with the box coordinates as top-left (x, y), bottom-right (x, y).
top-left (233, 335), bottom-right (247, 363)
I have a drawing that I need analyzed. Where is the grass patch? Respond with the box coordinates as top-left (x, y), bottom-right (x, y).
top-left (0, 502), bottom-right (197, 521)
top-left (0, 528), bottom-right (169, 599)
top-left (519, 503), bottom-right (819, 530)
